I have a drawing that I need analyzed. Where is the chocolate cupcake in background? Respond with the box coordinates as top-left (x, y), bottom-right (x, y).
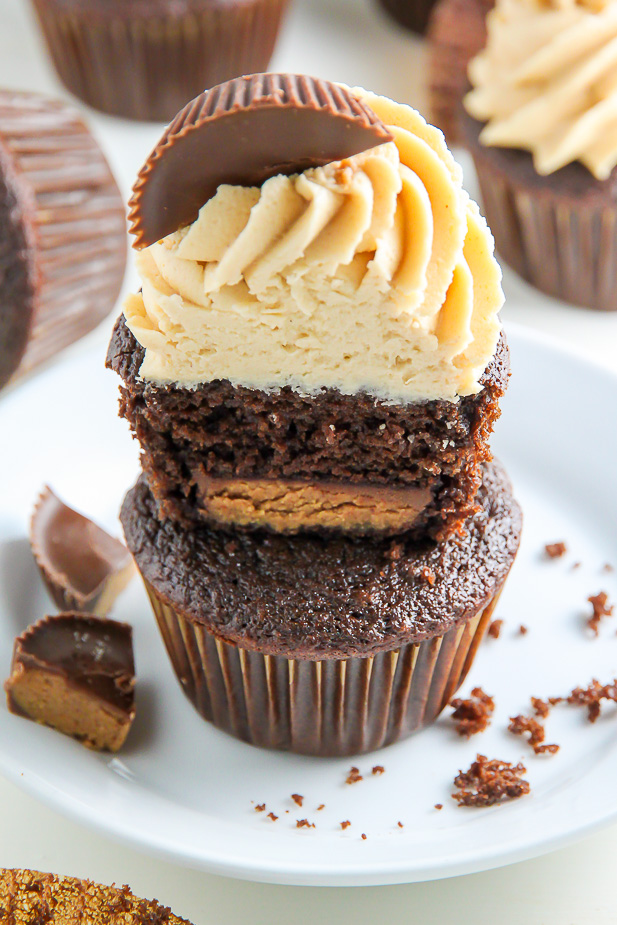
top-left (0, 90), bottom-right (126, 391)
top-left (29, 0), bottom-right (290, 122)
top-left (462, 0), bottom-right (617, 311)
top-left (427, 0), bottom-right (493, 144)
top-left (376, 0), bottom-right (438, 34)
top-left (108, 73), bottom-right (519, 756)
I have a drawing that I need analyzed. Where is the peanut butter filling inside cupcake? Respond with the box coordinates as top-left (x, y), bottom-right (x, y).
top-left (192, 474), bottom-right (432, 533)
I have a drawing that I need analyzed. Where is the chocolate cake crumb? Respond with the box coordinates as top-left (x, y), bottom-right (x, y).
top-left (519, 625), bottom-right (528, 635)
top-left (346, 766), bottom-right (363, 784)
top-left (372, 765), bottom-right (385, 775)
top-left (361, 833), bottom-right (367, 840)
top-left (487, 619), bottom-right (503, 639)
top-left (421, 566), bottom-right (436, 585)
top-left (545, 542), bottom-right (567, 559)
top-left (508, 715), bottom-right (559, 755)
top-left (566, 679), bottom-right (617, 722)
top-left (587, 592), bottom-right (614, 635)
top-left (317, 804), bottom-right (325, 811)
top-left (267, 812), bottom-right (278, 821)
top-left (255, 803), bottom-right (265, 812)
top-left (296, 819), bottom-right (315, 829)
top-left (452, 754), bottom-right (530, 807)
top-left (397, 821), bottom-right (404, 827)
top-left (531, 697), bottom-right (551, 719)
top-left (291, 793), bottom-right (304, 806)
top-left (434, 804), bottom-right (443, 810)
top-left (450, 687), bottom-right (494, 737)
top-left (340, 820), bottom-right (351, 830)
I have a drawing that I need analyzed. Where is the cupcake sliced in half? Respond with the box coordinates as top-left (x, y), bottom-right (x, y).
top-left (108, 74), bottom-right (507, 542)
top-left (109, 74), bottom-right (519, 755)
top-left (461, 0), bottom-right (617, 310)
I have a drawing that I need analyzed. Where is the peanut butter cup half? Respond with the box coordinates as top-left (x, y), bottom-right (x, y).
top-left (30, 486), bottom-right (134, 616)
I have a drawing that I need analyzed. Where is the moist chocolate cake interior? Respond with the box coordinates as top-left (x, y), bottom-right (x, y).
top-left (108, 316), bottom-right (509, 540)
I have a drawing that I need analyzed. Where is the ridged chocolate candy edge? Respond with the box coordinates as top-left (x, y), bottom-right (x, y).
top-left (128, 73), bottom-right (394, 247)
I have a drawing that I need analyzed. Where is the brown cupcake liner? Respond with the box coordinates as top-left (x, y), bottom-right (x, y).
top-left (144, 578), bottom-right (502, 756)
top-left (30, 0), bottom-right (290, 123)
top-left (377, 0), bottom-right (438, 34)
top-left (470, 144), bottom-right (617, 311)
top-left (0, 91), bottom-right (126, 385)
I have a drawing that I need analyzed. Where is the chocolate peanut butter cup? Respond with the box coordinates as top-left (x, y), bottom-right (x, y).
top-left (5, 614), bottom-right (135, 752)
top-left (0, 869), bottom-right (192, 923)
top-left (128, 73), bottom-right (394, 247)
top-left (121, 460), bottom-right (521, 756)
top-left (0, 90), bottom-right (126, 390)
top-left (30, 486), bottom-right (135, 615)
top-left (29, 0), bottom-right (290, 123)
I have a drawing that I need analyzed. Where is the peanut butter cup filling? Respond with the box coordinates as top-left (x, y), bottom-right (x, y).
top-left (193, 473), bottom-right (433, 533)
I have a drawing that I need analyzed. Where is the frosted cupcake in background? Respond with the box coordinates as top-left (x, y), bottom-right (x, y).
top-left (461, 0), bottom-right (617, 310)
top-left (108, 74), bottom-right (521, 756)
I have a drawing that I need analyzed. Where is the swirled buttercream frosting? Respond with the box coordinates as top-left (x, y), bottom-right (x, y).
top-left (124, 88), bottom-right (502, 402)
top-left (465, 0), bottom-right (617, 179)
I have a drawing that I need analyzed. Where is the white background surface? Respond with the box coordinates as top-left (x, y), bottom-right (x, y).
top-left (1, 0), bottom-right (617, 921)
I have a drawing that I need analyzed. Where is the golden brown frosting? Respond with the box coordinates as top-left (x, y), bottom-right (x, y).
top-left (124, 87), bottom-right (502, 402)
top-left (465, 0), bottom-right (617, 179)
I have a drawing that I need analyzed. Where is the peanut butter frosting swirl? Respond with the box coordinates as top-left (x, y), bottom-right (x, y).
top-left (124, 88), bottom-right (502, 402)
top-left (465, 0), bottom-right (617, 179)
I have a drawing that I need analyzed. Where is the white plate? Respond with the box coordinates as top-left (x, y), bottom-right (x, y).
top-left (0, 323), bottom-right (616, 887)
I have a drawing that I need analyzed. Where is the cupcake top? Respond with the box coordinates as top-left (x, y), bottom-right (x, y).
top-left (121, 459), bottom-right (522, 657)
top-left (464, 0), bottom-right (617, 179)
top-left (124, 75), bottom-right (502, 402)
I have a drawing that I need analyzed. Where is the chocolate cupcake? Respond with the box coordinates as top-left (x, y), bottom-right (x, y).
top-left (122, 460), bottom-right (520, 756)
top-left (108, 74), bottom-right (506, 542)
top-left (0, 869), bottom-right (192, 923)
top-left (427, 0), bottom-right (493, 144)
top-left (462, 0), bottom-right (617, 310)
top-left (109, 74), bottom-right (516, 755)
top-left (0, 90), bottom-right (126, 391)
top-left (29, 0), bottom-right (290, 122)
top-left (376, 0), bottom-right (439, 34)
